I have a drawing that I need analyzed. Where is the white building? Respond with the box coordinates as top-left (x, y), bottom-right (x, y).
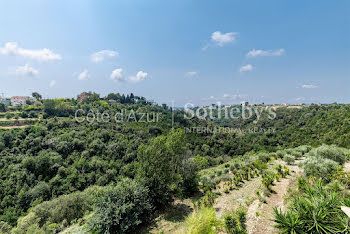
top-left (11, 96), bottom-right (30, 106)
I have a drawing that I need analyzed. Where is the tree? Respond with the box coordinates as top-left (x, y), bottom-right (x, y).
top-left (0, 103), bottom-right (5, 112)
top-left (136, 129), bottom-right (196, 207)
top-left (32, 92), bottom-right (42, 100)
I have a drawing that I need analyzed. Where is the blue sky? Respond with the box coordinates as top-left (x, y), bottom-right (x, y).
top-left (0, 0), bottom-right (349, 106)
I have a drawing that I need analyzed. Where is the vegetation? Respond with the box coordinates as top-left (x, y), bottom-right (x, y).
top-left (274, 145), bottom-right (350, 233)
top-left (88, 178), bottom-right (152, 233)
top-left (224, 207), bottom-right (247, 234)
top-left (0, 92), bottom-right (349, 233)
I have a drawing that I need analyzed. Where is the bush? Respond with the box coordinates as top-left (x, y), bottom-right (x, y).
top-left (0, 221), bottom-right (11, 234)
top-left (283, 154), bottom-right (295, 165)
top-left (12, 187), bottom-right (97, 233)
top-left (295, 145), bottom-right (311, 154)
top-left (28, 111), bottom-right (39, 118)
top-left (312, 145), bottom-right (346, 165)
top-left (257, 153), bottom-right (270, 163)
top-left (276, 150), bottom-right (286, 159)
top-left (224, 207), bottom-right (247, 234)
top-left (193, 154), bottom-right (209, 170)
top-left (301, 156), bottom-right (339, 182)
top-left (184, 207), bottom-right (219, 234)
top-left (262, 170), bottom-right (276, 190)
top-left (5, 113), bottom-right (13, 119)
top-left (88, 178), bottom-right (152, 234)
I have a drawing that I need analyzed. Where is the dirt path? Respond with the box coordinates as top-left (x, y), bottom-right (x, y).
top-left (247, 160), bottom-right (304, 234)
top-left (214, 177), bottom-right (263, 219)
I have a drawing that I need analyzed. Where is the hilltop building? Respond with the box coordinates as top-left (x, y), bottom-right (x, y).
top-left (10, 96), bottom-right (33, 106)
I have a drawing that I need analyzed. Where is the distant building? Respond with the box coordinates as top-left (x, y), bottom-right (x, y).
top-left (11, 96), bottom-right (31, 106)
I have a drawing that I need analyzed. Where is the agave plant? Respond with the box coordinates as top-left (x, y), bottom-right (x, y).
top-left (274, 179), bottom-right (350, 233)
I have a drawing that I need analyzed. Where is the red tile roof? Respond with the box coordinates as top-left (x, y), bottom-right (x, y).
top-left (11, 96), bottom-right (28, 99)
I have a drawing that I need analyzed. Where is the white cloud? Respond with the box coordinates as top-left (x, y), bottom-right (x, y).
top-left (110, 68), bottom-right (124, 81)
top-left (185, 71), bottom-right (198, 78)
top-left (296, 97), bottom-right (306, 101)
top-left (211, 31), bottom-right (237, 46)
top-left (301, 84), bottom-right (318, 89)
top-left (239, 64), bottom-right (253, 73)
top-left (77, 69), bottom-right (90, 80)
top-left (0, 42), bottom-right (61, 62)
top-left (129, 71), bottom-right (148, 82)
top-left (49, 80), bottom-right (56, 88)
top-left (91, 50), bottom-right (118, 63)
top-left (246, 49), bottom-right (285, 58)
top-left (14, 64), bottom-right (39, 77)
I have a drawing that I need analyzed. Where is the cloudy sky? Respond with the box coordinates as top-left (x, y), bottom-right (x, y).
top-left (0, 0), bottom-right (349, 105)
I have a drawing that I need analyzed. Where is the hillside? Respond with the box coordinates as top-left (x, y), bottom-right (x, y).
top-left (0, 96), bottom-right (349, 233)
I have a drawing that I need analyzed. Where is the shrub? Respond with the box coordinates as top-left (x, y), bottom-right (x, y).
top-left (295, 145), bottom-right (312, 154)
top-left (5, 113), bottom-right (13, 119)
top-left (0, 221), bottom-right (12, 234)
top-left (29, 111), bottom-right (39, 118)
top-left (301, 156), bottom-right (339, 181)
top-left (88, 178), bottom-right (152, 234)
top-left (263, 189), bottom-right (271, 197)
top-left (202, 179), bottom-right (216, 193)
top-left (283, 154), bottom-right (295, 165)
top-left (12, 187), bottom-right (97, 233)
top-left (276, 150), bottom-right (286, 159)
top-left (193, 154), bottom-right (209, 170)
top-left (184, 207), bottom-right (219, 234)
top-left (194, 191), bottom-right (216, 209)
top-left (262, 170), bottom-right (276, 190)
top-left (274, 180), bottom-right (350, 233)
top-left (258, 153), bottom-right (270, 163)
top-left (224, 207), bottom-right (247, 234)
top-left (221, 174), bottom-right (231, 182)
top-left (253, 160), bottom-right (267, 172)
top-left (312, 145), bottom-right (346, 165)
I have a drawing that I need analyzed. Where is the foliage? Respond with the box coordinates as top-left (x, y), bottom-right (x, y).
top-left (32, 92), bottom-right (42, 100)
top-left (193, 191), bottom-right (216, 209)
top-left (309, 145), bottom-right (346, 165)
top-left (88, 178), bottom-right (152, 234)
top-left (274, 179), bottom-right (350, 233)
top-left (283, 154), bottom-right (295, 165)
top-left (0, 104), bottom-right (6, 112)
top-left (183, 207), bottom-right (219, 234)
top-left (0, 221), bottom-right (11, 234)
top-left (224, 207), bottom-right (247, 234)
top-left (137, 129), bottom-right (198, 207)
top-left (12, 186), bottom-right (97, 233)
top-left (301, 156), bottom-right (340, 182)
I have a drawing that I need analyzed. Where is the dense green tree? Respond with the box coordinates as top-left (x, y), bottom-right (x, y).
top-left (88, 178), bottom-right (152, 233)
top-left (32, 92), bottom-right (42, 100)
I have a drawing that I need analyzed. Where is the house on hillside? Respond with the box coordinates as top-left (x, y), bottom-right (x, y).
top-left (11, 96), bottom-right (32, 106)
